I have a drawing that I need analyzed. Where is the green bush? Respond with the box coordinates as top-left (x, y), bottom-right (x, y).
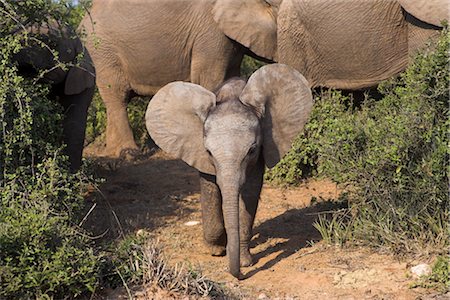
top-left (0, 157), bottom-right (100, 298)
top-left (428, 256), bottom-right (450, 291)
top-left (409, 256), bottom-right (450, 292)
top-left (269, 29), bottom-right (449, 256)
top-left (265, 89), bottom-right (354, 185)
top-left (0, 1), bottom-right (102, 298)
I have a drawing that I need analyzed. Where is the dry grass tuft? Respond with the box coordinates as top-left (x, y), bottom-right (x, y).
top-left (123, 239), bottom-right (236, 299)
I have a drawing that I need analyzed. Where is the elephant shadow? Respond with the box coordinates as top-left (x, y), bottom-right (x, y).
top-left (245, 200), bottom-right (346, 278)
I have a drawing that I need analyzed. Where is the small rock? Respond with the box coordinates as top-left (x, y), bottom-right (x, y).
top-left (410, 263), bottom-right (432, 278)
top-left (136, 229), bottom-right (147, 237)
top-left (258, 293), bottom-right (268, 299)
top-left (184, 220), bottom-right (200, 226)
top-left (297, 265), bottom-right (306, 272)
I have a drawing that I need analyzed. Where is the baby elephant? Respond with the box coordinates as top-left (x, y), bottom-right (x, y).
top-left (146, 64), bottom-right (313, 279)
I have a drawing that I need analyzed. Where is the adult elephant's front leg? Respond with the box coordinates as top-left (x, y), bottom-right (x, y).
top-left (190, 38), bottom-right (243, 90)
top-left (97, 76), bottom-right (138, 158)
top-left (199, 172), bottom-right (227, 256)
top-left (61, 87), bottom-right (95, 171)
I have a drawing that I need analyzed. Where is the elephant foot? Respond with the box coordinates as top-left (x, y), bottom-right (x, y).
top-left (208, 244), bottom-right (226, 257)
top-left (240, 249), bottom-right (253, 267)
top-left (118, 147), bottom-right (143, 160)
top-left (101, 144), bottom-right (140, 159)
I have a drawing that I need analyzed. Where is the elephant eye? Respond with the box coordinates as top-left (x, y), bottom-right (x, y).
top-left (206, 149), bottom-right (212, 156)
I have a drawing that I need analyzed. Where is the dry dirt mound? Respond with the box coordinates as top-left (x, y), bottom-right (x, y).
top-left (85, 151), bottom-right (436, 299)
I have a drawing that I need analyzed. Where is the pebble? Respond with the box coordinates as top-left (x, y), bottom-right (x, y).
top-left (410, 263), bottom-right (432, 278)
top-left (136, 229), bottom-right (147, 236)
top-left (297, 265), bottom-right (306, 272)
top-left (184, 220), bottom-right (200, 226)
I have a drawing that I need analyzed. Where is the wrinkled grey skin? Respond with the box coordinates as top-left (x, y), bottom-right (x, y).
top-left (15, 23), bottom-right (95, 171)
top-left (212, 0), bottom-right (445, 91)
top-left (79, 0), bottom-right (279, 158)
top-left (277, 0), bottom-right (445, 89)
top-left (146, 64), bottom-right (313, 279)
top-left (201, 84), bottom-right (264, 278)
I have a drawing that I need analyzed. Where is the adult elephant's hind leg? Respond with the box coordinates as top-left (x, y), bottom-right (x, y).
top-left (96, 72), bottom-right (138, 158)
top-left (199, 172), bottom-right (227, 256)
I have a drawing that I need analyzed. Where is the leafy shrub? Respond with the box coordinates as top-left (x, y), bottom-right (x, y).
top-left (0, 157), bottom-right (100, 298)
top-left (269, 29), bottom-right (449, 255)
top-left (265, 89), bottom-right (354, 185)
top-left (428, 256), bottom-right (450, 291)
top-left (409, 256), bottom-right (450, 292)
top-left (0, 1), bottom-right (102, 298)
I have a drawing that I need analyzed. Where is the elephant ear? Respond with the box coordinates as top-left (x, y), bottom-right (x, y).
top-left (146, 82), bottom-right (217, 174)
top-left (212, 0), bottom-right (278, 60)
top-left (64, 40), bottom-right (95, 95)
top-left (398, 0), bottom-right (449, 27)
top-left (64, 61), bottom-right (95, 95)
top-left (239, 64), bottom-right (313, 168)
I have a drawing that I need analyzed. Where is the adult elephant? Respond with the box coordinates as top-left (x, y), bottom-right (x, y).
top-left (79, 0), bottom-right (279, 157)
top-left (15, 23), bottom-right (96, 171)
top-left (276, 0), bottom-right (448, 89)
top-left (217, 0), bottom-right (446, 90)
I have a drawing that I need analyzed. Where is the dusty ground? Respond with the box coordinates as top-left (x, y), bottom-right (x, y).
top-left (84, 151), bottom-right (442, 300)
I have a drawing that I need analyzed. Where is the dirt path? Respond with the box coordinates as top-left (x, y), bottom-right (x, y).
top-left (85, 151), bottom-right (436, 299)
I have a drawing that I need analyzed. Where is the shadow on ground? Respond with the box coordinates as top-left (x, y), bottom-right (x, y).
top-left (83, 153), bottom-right (200, 241)
top-left (244, 201), bottom-right (346, 278)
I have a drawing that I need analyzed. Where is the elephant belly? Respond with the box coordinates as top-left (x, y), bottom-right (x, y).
top-left (118, 31), bottom-right (193, 96)
top-left (125, 56), bottom-right (192, 96)
top-left (279, 0), bottom-right (410, 89)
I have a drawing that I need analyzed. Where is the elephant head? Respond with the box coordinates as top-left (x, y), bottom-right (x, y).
top-left (146, 64), bottom-right (313, 278)
top-left (212, 0), bottom-right (281, 60)
top-left (16, 23), bottom-right (95, 95)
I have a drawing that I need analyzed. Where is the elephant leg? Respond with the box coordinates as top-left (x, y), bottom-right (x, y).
top-left (199, 172), bottom-right (227, 256)
top-left (239, 155), bottom-right (264, 267)
top-left (97, 75), bottom-right (138, 157)
top-left (190, 38), bottom-right (243, 90)
top-left (191, 62), bottom-right (226, 91)
top-left (60, 87), bottom-right (95, 172)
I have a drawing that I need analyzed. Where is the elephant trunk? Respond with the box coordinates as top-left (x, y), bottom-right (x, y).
top-left (217, 168), bottom-right (242, 279)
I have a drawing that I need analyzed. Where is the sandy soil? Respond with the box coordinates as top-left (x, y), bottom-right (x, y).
top-left (84, 151), bottom-right (443, 300)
